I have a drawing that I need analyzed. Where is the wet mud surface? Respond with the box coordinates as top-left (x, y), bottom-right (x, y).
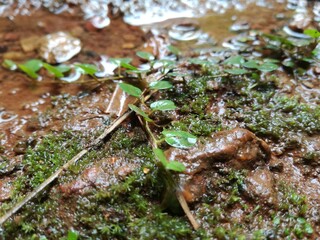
top-left (0, 1), bottom-right (319, 239)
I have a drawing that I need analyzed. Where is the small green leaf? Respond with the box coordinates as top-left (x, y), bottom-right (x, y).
top-left (128, 104), bottom-right (152, 122)
top-left (109, 58), bottom-right (132, 65)
top-left (150, 100), bottom-right (176, 111)
top-left (136, 51), bottom-right (155, 61)
top-left (242, 60), bottom-right (259, 69)
top-left (42, 63), bottom-right (64, 78)
top-left (258, 62), bottom-right (278, 72)
top-left (162, 130), bottom-right (197, 149)
top-left (149, 81), bottom-right (173, 90)
top-left (153, 148), bottom-right (168, 167)
top-left (167, 45), bottom-right (180, 55)
top-left (119, 82), bottom-right (142, 98)
top-left (166, 161), bottom-right (186, 172)
top-left (2, 59), bottom-right (17, 70)
top-left (303, 29), bottom-right (320, 38)
top-left (224, 56), bottom-right (244, 66)
top-left (56, 65), bottom-right (71, 73)
top-left (67, 230), bottom-right (79, 240)
top-left (282, 59), bottom-right (295, 68)
top-left (24, 59), bottom-right (43, 72)
top-left (18, 64), bottom-right (39, 79)
top-left (120, 61), bottom-right (138, 71)
top-left (75, 63), bottom-right (97, 76)
top-left (224, 68), bottom-right (248, 75)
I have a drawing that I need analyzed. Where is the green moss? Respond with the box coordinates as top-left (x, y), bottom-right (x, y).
top-left (20, 131), bottom-right (84, 189)
top-left (230, 94), bottom-right (320, 140)
top-left (170, 114), bottom-right (221, 137)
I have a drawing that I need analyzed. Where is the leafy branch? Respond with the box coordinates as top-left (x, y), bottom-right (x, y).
top-left (119, 78), bottom-right (200, 229)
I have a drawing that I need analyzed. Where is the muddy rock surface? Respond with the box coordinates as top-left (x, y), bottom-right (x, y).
top-left (166, 128), bottom-right (271, 170)
top-left (165, 128), bottom-right (272, 202)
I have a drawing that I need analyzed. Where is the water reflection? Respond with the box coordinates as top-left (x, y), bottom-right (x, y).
top-left (0, 0), bottom-right (315, 26)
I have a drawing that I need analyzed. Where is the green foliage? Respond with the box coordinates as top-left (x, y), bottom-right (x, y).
top-left (153, 148), bottom-right (185, 172)
top-left (18, 59), bottom-right (43, 79)
top-left (2, 59), bottom-right (72, 79)
top-left (23, 59), bottom-right (43, 72)
top-left (149, 81), bottom-right (173, 90)
top-left (120, 61), bottom-right (138, 71)
top-left (162, 130), bottom-right (197, 149)
top-left (167, 45), bottom-right (181, 55)
top-left (224, 68), bottom-right (248, 75)
top-left (150, 100), bottom-right (176, 111)
top-left (257, 62), bottom-right (278, 72)
top-left (119, 82), bottom-right (142, 98)
top-left (166, 161), bottom-right (185, 172)
top-left (75, 63), bottom-right (98, 76)
top-left (242, 60), bottom-right (259, 69)
top-left (224, 55), bottom-right (244, 65)
top-left (128, 104), bottom-right (152, 122)
top-left (18, 63), bottom-right (39, 79)
top-left (2, 59), bottom-right (17, 70)
top-left (67, 230), bottom-right (79, 240)
top-left (136, 51), bottom-right (155, 61)
top-left (42, 63), bottom-right (64, 78)
top-left (303, 29), bottom-right (320, 38)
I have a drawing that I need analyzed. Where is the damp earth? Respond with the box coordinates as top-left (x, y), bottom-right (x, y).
top-left (0, 1), bottom-right (319, 239)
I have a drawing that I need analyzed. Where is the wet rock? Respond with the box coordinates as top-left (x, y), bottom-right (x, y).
top-left (244, 168), bottom-right (276, 205)
top-left (59, 157), bottom-right (137, 195)
top-left (20, 36), bottom-right (40, 52)
top-left (3, 51), bottom-right (26, 60)
top-left (38, 32), bottom-right (81, 64)
top-left (289, 13), bottom-right (312, 32)
top-left (60, 166), bottom-right (108, 195)
top-left (168, 23), bottom-right (202, 41)
top-left (3, 33), bottom-right (19, 41)
top-left (165, 128), bottom-right (272, 203)
top-left (230, 20), bottom-right (250, 32)
top-left (166, 128), bottom-right (271, 170)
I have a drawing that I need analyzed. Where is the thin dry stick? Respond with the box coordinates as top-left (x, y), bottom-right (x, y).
top-left (0, 84), bottom-right (156, 225)
top-left (0, 111), bottom-right (132, 225)
top-left (138, 117), bottom-right (200, 230)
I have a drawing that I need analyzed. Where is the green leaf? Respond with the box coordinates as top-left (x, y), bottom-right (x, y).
top-left (166, 161), bottom-right (186, 172)
top-left (149, 81), bottom-right (173, 90)
top-left (162, 130), bottom-right (197, 149)
top-left (23, 59), bottom-right (43, 72)
top-left (224, 56), bottom-right (244, 66)
top-left (42, 63), bottom-right (64, 78)
top-left (224, 68), bottom-right (248, 75)
top-left (282, 59), bottom-right (295, 68)
top-left (128, 104), bottom-right (152, 122)
top-left (18, 64), bottom-right (39, 79)
top-left (56, 65), bottom-right (71, 73)
top-left (120, 61), bottom-right (138, 71)
top-left (242, 60), bottom-right (259, 69)
top-left (109, 58), bottom-right (132, 65)
top-left (119, 82), bottom-right (142, 98)
top-left (258, 62), bottom-right (278, 72)
top-left (167, 45), bottom-right (180, 55)
top-left (2, 59), bottom-right (17, 70)
top-left (67, 230), bottom-right (79, 240)
top-left (303, 29), bottom-right (320, 38)
top-left (136, 51), bottom-right (155, 61)
top-left (150, 100), bottom-right (176, 111)
top-left (75, 63), bottom-right (97, 76)
top-left (153, 148), bottom-right (168, 167)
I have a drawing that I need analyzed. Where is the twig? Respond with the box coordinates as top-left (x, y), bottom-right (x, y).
top-left (0, 111), bottom-right (132, 225)
top-left (137, 116), bottom-right (200, 230)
